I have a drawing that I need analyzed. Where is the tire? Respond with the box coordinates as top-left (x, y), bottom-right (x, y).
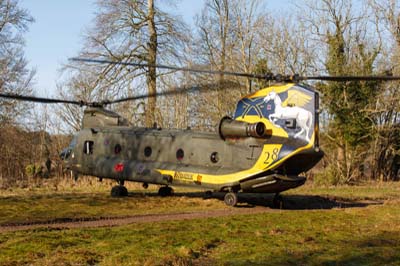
top-left (111, 185), bottom-right (128, 197)
top-left (224, 192), bottom-right (238, 207)
top-left (158, 186), bottom-right (173, 197)
top-left (273, 194), bottom-right (283, 209)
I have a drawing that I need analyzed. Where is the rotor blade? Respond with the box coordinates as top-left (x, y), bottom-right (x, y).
top-left (0, 93), bottom-right (87, 106)
top-left (301, 75), bottom-right (400, 81)
top-left (0, 81), bottom-right (240, 107)
top-left (70, 57), bottom-right (266, 79)
top-left (71, 57), bottom-right (400, 82)
top-left (102, 81), bottom-right (241, 105)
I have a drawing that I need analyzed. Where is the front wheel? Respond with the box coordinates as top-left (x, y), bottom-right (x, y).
top-left (111, 185), bottom-right (128, 197)
top-left (224, 192), bottom-right (238, 207)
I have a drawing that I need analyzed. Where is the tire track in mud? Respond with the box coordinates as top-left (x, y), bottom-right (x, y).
top-left (0, 206), bottom-right (270, 233)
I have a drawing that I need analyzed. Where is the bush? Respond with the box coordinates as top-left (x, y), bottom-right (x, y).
top-left (313, 165), bottom-right (343, 186)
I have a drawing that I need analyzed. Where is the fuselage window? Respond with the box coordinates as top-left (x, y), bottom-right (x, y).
top-left (83, 141), bottom-right (94, 155)
top-left (114, 144), bottom-right (122, 154)
top-left (210, 152), bottom-right (219, 163)
top-left (176, 148), bottom-right (184, 160)
top-left (144, 146), bottom-right (152, 157)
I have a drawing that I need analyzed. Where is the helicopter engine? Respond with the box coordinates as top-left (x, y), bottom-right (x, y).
top-left (82, 107), bottom-right (129, 128)
top-left (218, 116), bottom-right (268, 139)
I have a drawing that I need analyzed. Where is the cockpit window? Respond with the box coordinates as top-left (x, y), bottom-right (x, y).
top-left (60, 148), bottom-right (71, 160)
top-left (69, 135), bottom-right (78, 148)
top-left (234, 97), bottom-right (267, 118)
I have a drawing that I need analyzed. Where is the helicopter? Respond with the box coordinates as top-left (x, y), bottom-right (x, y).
top-left (1, 58), bottom-right (399, 207)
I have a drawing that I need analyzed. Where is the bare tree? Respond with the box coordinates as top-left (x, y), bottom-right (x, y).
top-left (230, 0), bottom-right (268, 92)
top-left (147, 0), bottom-right (157, 127)
top-left (260, 16), bottom-right (318, 76)
top-left (0, 0), bottom-right (35, 124)
top-left (190, 0), bottom-right (269, 129)
top-left (58, 0), bottom-right (188, 129)
top-left (195, 0), bottom-right (233, 115)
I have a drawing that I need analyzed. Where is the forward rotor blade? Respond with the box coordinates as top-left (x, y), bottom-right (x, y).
top-left (0, 81), bottom-right (240, 107)
top-left (103, 81), bottom-right (240, 105)
top-left (0, 93), bottom-right (87, 106)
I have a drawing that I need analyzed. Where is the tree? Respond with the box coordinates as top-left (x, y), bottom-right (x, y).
top-left (0, 0), bottom-right (35, 124)
top-left (230, 0), bottom-right (268, 93)
top-left (147, 0), bottom-right (157, 127)
top-left (0, 0), bottom-right (38, 185)
top-left (59, 0), bottom-right (188, 129)
top-left (261, 16), bottom-right (318, 76)
top-left (189, 0), bottom-right (269, 129)
top-left (300, 0), bottom-right (381, 183)
top-left (368, 0), bottom-right (400, 180)
top-left (195, 0), bottom-right (233, 115)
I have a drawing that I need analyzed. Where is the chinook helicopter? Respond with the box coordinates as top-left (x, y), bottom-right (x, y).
top-left (1, 58), bottom-right (399, 207)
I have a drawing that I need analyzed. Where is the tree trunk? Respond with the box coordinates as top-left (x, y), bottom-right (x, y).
top-left (217, 0), bottom-right (228, 115)
top-left (146, 0), bottom-right (157, 127)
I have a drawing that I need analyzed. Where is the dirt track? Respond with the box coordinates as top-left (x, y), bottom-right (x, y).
top-left (0, 206), bottom-right (270, 233)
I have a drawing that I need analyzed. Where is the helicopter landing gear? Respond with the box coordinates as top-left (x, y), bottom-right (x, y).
top-left (158, 186), bottom-right (174, 197)
top-left (111, 185), bottom-right (128, 197)
top-left (273, 193), bottom-right (283, 209)
top-left (111, 180), bottom-right (128, 197)
top-left (224, 192), bottom-right (238, 207)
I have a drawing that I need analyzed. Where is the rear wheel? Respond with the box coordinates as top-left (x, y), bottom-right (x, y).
top-left (158, 186), bottom-right (174, 197)
top-left (224, 192), bottom-right (238, 207)
top-left (273, 193), bottom-right (283, 209)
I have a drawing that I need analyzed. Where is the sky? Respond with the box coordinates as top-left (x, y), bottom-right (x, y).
top-left (19, 0), bottom-right (291, 97)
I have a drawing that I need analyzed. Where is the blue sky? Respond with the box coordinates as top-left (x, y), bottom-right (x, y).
top-left (20, 0), bottom-right (291, 97)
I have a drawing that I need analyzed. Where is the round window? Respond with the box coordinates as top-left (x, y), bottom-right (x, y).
top-left (114, 144), bottom-right (122, 154)
top-left (176, 149), bottom-right (184, 160)
top-left (144, 146), bottom-right (152, 157)
top-left (210, 152), bottom-right (219, 163)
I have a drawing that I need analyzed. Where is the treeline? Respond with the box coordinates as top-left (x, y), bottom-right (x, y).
top-left (0, 125), bottom-right (70, 187)
top-left (0, 0), bottom-right (399, 186)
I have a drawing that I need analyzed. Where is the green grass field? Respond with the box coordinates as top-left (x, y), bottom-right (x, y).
top-left (0, 182), bottom-right (399, 265)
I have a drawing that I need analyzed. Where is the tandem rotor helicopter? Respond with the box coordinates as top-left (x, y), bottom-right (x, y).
top-left (1, 57), bottom-right (399, 207)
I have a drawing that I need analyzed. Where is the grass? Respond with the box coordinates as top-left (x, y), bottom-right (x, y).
top-left (0, 191), bottom-right (227, 226)
top-left (1, 179), bottom-right (398, 226)
top-left (0, 176), bottom-right (228, 225)
top-left (0, 201), bottom-right (399, 265)
top-left (0, 181), bottom-right (399, 265)
top-left (290, 181), bottom-right (400, 200)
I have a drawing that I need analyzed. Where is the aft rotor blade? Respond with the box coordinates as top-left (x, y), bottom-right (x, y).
top-left (103, 81), bottom-right (240, 105)
top-left (71, 58), bottom-right (400, 82)
top-left (302, 75), bottom-right (400, 81)
top-left (70, 57), bottom-right (266, 79)
top-left (0, 93), bottom-right (87, 106)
